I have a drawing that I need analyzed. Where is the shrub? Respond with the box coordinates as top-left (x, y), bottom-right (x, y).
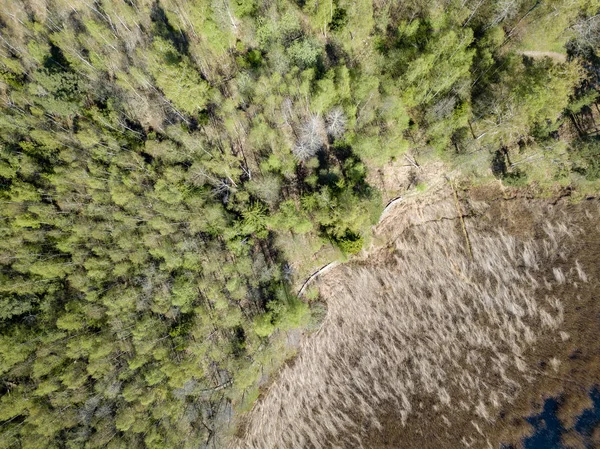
top-left (336, 231), bottom-right (364, 255)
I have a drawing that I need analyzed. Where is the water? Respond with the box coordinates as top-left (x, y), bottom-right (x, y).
top-left (523, 398), bottom-right (565, 449)
top-left (520, 387), bottom-right (600, 449)
top-left (574, 388), bottom-right (600, 442)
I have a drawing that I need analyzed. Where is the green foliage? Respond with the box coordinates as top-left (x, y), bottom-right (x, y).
top-left (253, 312), bottom-right (275, 337)
top-left (147, 38), bottom-right (211, 115)
top-left (287, 39), bottom-right (322, 69)
top-left (502, 169), bottom-right (529, 187)
top-left (475, 56), bottom-right (583, 146)
top-left (571, 137), bottom-right (600, 180)
top-left (337, 231), bottom-right (364, 255)
top-left (267, 293), bottom-right (310, 331)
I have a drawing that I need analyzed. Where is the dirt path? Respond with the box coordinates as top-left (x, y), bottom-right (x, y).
top-left (520, 50), bottom-right (567, 62)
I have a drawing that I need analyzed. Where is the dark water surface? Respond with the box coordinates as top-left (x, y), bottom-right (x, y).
top-left (520, 387), bottom-right (600, 449)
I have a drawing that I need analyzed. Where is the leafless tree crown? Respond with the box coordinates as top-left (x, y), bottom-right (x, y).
top-left (572, 14), bottom-right (600, 52)
top-left (326, 107), bottom-right (347, 139)
top-left (292, 114), bottom-right (326, 161)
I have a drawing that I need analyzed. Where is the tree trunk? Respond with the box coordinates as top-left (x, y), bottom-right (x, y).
top-left (468, 120), bottom-right (477, 139)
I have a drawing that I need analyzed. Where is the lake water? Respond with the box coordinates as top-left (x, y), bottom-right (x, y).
top-left (519, 387), bottom-right (600, 449)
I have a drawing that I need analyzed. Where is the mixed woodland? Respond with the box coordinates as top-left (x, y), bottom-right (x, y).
top-left (0, 0), bottom-right (599, 448)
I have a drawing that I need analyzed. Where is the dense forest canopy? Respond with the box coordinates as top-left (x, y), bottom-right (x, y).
top-left (0, 0), bottom-right (598, 448)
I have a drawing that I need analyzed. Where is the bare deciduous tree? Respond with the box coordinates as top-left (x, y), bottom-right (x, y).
top-left (326, 106), bottom-right (346, 139)
top-left (292, 114), bottom-right (326, 161)
top-left (490, 0), bottom-right (520, 27)
top-left (429, 96), bottom-right (457, 121)
top-left (571, 14), bottom-right (600, 52)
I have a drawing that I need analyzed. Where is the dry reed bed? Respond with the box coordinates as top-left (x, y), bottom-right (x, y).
top-left (232, 197), bottom-right (589, 449)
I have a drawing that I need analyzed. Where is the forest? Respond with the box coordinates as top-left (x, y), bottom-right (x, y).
top-left (0, 0), bottom-right (599, 448)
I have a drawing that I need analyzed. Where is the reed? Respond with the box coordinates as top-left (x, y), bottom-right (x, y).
top-left (232, 204), bottom-right (583, 449)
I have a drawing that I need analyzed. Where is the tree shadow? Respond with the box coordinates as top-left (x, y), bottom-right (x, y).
top-left (150, 1), bottom-right (190, 56)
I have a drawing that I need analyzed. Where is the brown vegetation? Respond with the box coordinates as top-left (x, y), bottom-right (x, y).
top-left (232, 187), bottom-right (600, 449)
